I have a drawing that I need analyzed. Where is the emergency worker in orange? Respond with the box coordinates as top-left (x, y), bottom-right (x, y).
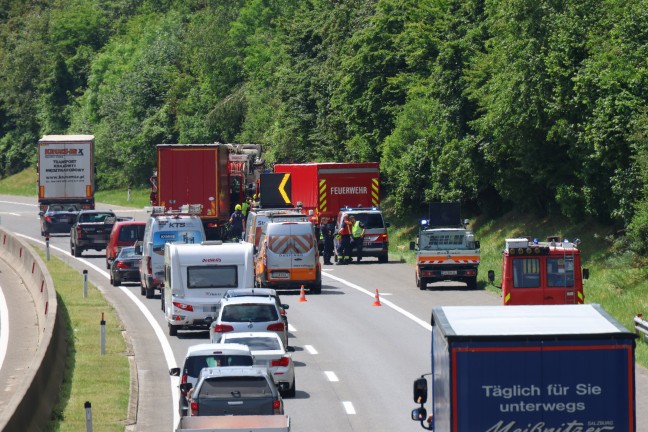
top-left (336, 215), bottom-right (353, 265)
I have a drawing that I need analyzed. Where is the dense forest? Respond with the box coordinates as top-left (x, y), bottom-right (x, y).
top-left (0, 0), bottom-right (647, 252)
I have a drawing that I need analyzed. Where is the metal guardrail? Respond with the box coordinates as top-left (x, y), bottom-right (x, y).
top-left (634, 314), bottom-right (648, 342)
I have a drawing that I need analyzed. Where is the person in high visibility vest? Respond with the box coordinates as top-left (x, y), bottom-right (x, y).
top-left (241, 198), bottom-right (250, 217)
top-left (349, 215), bottom-right (366, 262)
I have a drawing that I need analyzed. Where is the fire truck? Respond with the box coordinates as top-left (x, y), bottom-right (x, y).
top-left (488, 237), bottom-right (590, 305)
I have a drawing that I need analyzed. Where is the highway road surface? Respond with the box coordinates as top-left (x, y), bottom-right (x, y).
top-left (0, 195), bottom-right (646, 431)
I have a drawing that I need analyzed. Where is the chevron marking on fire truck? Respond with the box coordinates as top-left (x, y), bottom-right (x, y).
top-left (371, 178), bottom-right (379, 207)
top-left (319, 179), bottom-right (328, 213)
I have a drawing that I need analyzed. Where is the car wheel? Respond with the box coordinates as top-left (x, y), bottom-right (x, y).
top-left (168, 323), bottom-right (177, 336)
top-left (311, 281), bottom-right (322, 294)
top-left (466, 276), bottom-right (478, 290)
top-left (111, 276), bottom-right (120, 287)
top-left (418, 276), bottom-right (427, 291)
top-left (140, 284), bottom-right (146, 296)
top-left (284, 377), bottom-right (296, 398)
top-left (146, 287), bottom-right (155, 299)
top-left (378, 254), bottom-right (388, 263)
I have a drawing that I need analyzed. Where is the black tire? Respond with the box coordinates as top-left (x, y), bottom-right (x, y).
top-left (378, 254), bottom-right (388, 263)
top-left (418, 276), bottom-right (427, 290)
top-left (311, 280), bottom-right (322, 294)
top-left (140, 284), bottom-right (146, 296)
top-left (160, 288), bottom-right (165, 311)
top-left (146, 286), bottom-right (155, 299)
top-left (71, 243), bottom-right (82, 257)
top-left (111, 276), bottom-right (120, 287)
top-left (106, 260), bottom-right (111, 270)
top-left (466, 277), bottom-right (478, 290)
top-left (283, 378), bottom-right (296, 398)
top-left (168, 323), bottom-right (178, 336)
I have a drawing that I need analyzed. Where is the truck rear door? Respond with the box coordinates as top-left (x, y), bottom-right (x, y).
top-left (196, 376), bottom-right (275, 416)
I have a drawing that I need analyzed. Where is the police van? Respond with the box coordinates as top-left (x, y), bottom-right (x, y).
top-left (139, 207), bottom-right (206, 298)
top-left (164, 241), bottom-right (255, 336)
top-left (255, 221), bottom-right (321, 294)
top-left (334, 206), bottom-right (390, 263)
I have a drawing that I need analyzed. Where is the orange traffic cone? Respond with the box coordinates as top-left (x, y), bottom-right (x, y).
top-left (298, 285), bottom-right (308, 302)
top-left (372, 289), bottom-right (382, 306)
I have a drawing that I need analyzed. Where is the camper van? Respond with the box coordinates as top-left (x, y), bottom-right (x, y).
top-left (255, 221), bottom-right (321, 294)
top-left (140, 209), bottom-right (206, 298)
top-left (164, 241), bottom-right (255, 336)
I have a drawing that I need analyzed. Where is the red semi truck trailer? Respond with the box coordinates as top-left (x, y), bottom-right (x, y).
top-left (150, 144), bottom-right (231, 240)
top-left (272, 162), bottom-right (380, 222)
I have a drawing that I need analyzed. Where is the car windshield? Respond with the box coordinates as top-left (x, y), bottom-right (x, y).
top-left (221, 304), bottom-right (278, 322)
top-left (225, 337), bottom-right (282, 351)
top-left (420, 231), bottom-right (467, 250)
top-left (184, 355), bottom-right (253, 379)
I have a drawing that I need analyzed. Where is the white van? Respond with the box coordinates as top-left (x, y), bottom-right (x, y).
top-left (140, 211), bottom-right (206, 298)
top-left (164, 241), bottom-right (255, 336)
top-left (254, 221), bottom-right (321, 293)
top-left (245, 208), bottom-right (309, 250)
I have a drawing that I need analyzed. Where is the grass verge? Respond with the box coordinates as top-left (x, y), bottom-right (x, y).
top-left (31, 247), bottom-right (131, 432)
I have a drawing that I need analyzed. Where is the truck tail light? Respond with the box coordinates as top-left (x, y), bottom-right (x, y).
top-left (190, 401), bottom-right (198, 416)
top-left (76, 225), bottom-right (83, 238)
top-left (116, 261), bottom-right (131, 269)
top-left (146, 256), bottom-right (152, 274)
top-left (273, 399), bottom-right (282, 414)
top-left (267, 323), bottom-right (285, 332)
top-left (173, 302), bottom-right (194, 312)
top-left (212, 324), bottom-right (234, 333)
top-left (271, 356), bottom-right (290, 367)
top-left (180, 374), bottom-right (188, 396)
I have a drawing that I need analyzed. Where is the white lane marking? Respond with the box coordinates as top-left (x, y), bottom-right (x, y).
top-left (16, 234), bottom-right (180, 429)
top-left (0, 200), bottom-right (37, 207)
top-left (0, 212), bottom-right (21, 216)
top-left (0, 282), bottom-right (9, 370)
top-left (324, 371), bottom-right (338, 382)
top-left (304, 344), bottom-right (318, 355)
top-left (343, 401), bottom-right (356, 415)
top-left (288, 323), bottom-right (297, 332)
top-left (323, 272), bottom-right (432, 331)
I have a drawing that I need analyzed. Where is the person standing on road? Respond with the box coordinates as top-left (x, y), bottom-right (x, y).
top-left (320, 217), bottom-right (335, 265)
top-left (229, 204), bottom-right (245, 241)
top-left (241, 198), bottom-right (250, 218)
top-left (336, 215), bottom-right (353, 265)
top-left (350, 215), bottom-right (366, 262)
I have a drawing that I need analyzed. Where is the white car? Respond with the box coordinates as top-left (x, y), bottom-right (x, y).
top-left (209, 296), bottom-right (288, 348)
top-left (217, 331), bottom-right (296, 398)
top-left (169, 343), bottom-right (254, 416)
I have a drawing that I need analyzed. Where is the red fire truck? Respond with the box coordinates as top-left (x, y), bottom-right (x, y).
top-left (488, 237), bottom-right (589, 305)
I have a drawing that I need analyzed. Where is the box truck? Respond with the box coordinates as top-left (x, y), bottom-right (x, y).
top-left (37, 134), bottom-right (95, 211)
top-left (272, 162), bottom-right (380, 223)
top-left (150, 144), bottom-right (232, 240)
top-left (411, 304), bottom-right (636, 431)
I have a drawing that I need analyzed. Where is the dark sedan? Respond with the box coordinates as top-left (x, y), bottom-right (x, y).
top-left (110, 246), bottom-right (142, 286)
top-left (39, 204), bottom-right (80, 236)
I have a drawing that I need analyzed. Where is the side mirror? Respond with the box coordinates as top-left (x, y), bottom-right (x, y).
top-left (38, 211), bottom-right (44, 216)
top-left (282, 304), bottom-right (289, 310)
top-left (488, 270), bottom-right (495, 284)
top-left (169, 367), bottom-right (180, 376)
top-left (385, 222), bottom-right (391, 228)
top-left (582, 268), bottom-right (589, 280)
top-left (474, 240), bottom-right (480, 249)
top-left (411, 407), bottom-right (428, 422)
top-left (413, 377), bottom-right (428, 404)
top-left (409, 241), bottom-right (416, 251)
top-left (179, 382), bottom-right (193, 393)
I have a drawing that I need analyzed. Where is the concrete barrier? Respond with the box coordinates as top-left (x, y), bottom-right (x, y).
top-left (0, 227), bottom-right (66, 431)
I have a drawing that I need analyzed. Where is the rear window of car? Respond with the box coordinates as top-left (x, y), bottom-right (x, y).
top-left (79, 212), bottom-right (115, 223)
top-left (199, 376), bottom-right (271, 398)
top-left (224, 337), bottom-right (281, 351)
top-left (188, 265), bottom-right (238, 289)
top-left (343, 212), bottom-right (384, 229)
top-left (184, 355), bottom-right (253, 379)
top-left (221, 304), bottom-right (278, 322)
top-left (118, 225), bottom-right (145, 242)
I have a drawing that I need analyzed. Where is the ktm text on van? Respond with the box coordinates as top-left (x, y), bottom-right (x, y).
top-left (163, 241), bottom-right (255, 336)
top-left (140, 212), bottom-right (205, 298)
top-left (255, 221), bottom-right (321, 294)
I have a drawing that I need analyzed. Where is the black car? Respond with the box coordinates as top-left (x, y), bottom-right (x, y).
top-left (110, 246), bottom-right (142, 286)
top-left (39, 204), bottom-right (80, 236)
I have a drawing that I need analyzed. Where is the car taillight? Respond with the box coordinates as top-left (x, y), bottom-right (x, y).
top-left (180, 374), bottom-right (188, 395)
top-left (116, 261), bottom-right (131, 269)
top-left (173, 302), bottom-right (194, 312)
top-left (190, 400), bottom-right (199, 416)
top-left (271, 356), bottom-right (290, 367)
top-left (76, 225), bottom-right (83, 238)
top-left (273, 399), bottom-right (282, 414)
top-left (146, 256), bottom-right (152, 274)
top-left (267, 323), bottom-right (285, 332)
top-left (381, 233), bottom-right (389, 242)
top-left (212, 324), bottom-right (234, 333)
top-left (45, 216), bottom-right (53, 223)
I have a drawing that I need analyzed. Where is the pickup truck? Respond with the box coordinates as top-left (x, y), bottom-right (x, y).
top-left (177, 367), bottom-right (289, 432)
top-left (70, 210), bottom-right (118, 257)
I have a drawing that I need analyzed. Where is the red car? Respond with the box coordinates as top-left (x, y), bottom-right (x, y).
top-left (106, 220), bottom-right (146, 269)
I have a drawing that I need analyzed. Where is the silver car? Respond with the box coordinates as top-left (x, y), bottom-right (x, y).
top-left (209, 296), bottom-right (288, 348)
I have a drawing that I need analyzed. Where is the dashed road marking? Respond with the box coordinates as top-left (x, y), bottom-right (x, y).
top-left (324, 371), bottom-right (339, 382)
top-left (304, 344), bottom-right (318, 355)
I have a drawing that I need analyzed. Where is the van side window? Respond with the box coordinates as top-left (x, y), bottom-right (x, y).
top-left (512, 258), bottom-right (540, 288)
top-left (187, 265), bottom-right (238, 289)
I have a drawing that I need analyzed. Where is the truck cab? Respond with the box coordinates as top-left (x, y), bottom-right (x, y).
top-left (489, 237), bottom-right (589, 305)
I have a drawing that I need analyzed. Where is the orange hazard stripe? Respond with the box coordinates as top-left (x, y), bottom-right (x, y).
top-left (417, 256), bottom-right (480, 264)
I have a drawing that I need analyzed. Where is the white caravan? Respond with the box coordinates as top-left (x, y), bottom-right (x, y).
top-left (164, 241), bottom-right (255, 336)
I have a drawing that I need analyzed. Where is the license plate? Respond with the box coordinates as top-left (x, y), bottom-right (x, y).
top-left (441, 270), bottom-right (457, 276)
top-left (271, 271), bottom-right (290, 279)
